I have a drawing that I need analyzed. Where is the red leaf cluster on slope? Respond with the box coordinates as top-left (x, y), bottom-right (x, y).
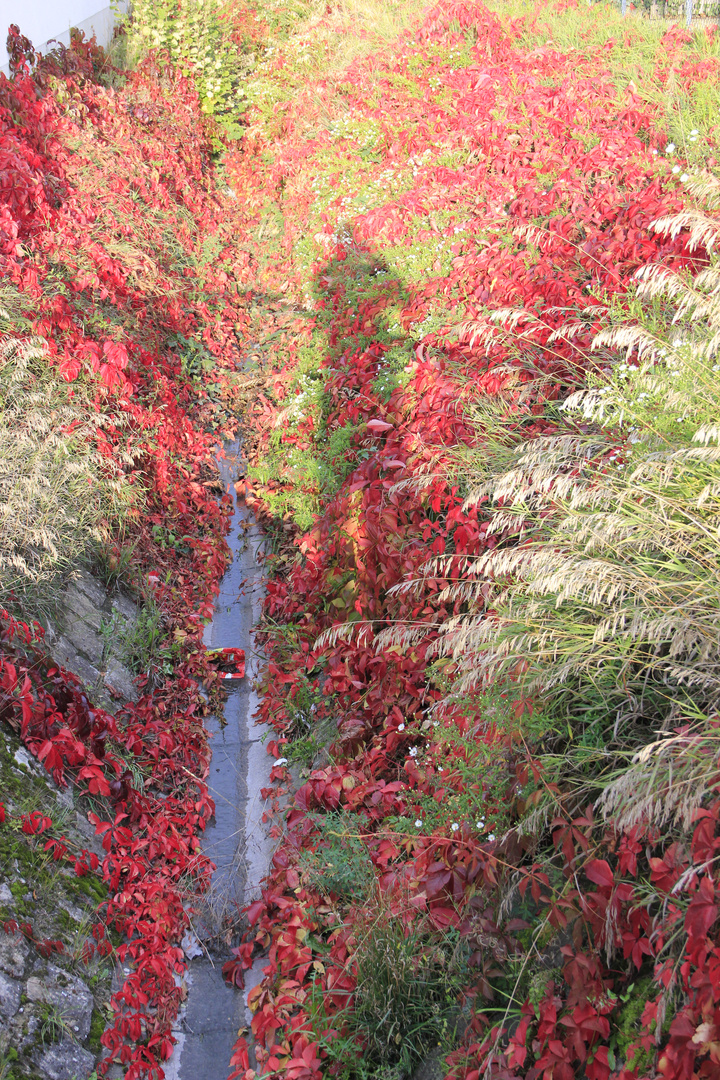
top-left (0, 36), bottom-right (254, 1080)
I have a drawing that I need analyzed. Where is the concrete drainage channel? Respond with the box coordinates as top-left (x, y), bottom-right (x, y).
top-left (164, 440), bottom-right (273, 1080)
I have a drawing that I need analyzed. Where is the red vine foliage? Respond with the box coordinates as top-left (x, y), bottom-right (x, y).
top-left (221, 5), bottom-right (720, 1080)
top-left (0, 30), bottom-right (252, 1079)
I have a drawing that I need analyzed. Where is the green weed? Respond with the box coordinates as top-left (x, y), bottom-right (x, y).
top-left (38, 1003), bottom-right (73, 1046)
top-left (310, 911), bottom-right (467, 1078)
top-left (122, 594), bottom-right (174, 678)
top-left (150, 522), bottom-right (193, 555)
top-left (92, 539), bottom-right (137, 591)
top-left (167, 331), bottom-right (216, 384)
top-left (298, 812), bottom-right (375, 900)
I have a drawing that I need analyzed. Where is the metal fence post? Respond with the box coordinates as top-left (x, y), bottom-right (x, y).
top-left (621, 0), bottom-right (627, 14)
top-left (685, 0), bottom-right (692, 25)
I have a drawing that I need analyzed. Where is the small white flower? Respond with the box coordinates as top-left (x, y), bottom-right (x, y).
top-left (672, 165), bottom-right (681, 174)
top-left (666, 142), bottom-right (676, 153)
top-left (690, 129), bottom-right (699, 136)
top-left (397, 723), bottom-right (405, 732)
top-left (437, 766), bottom-right (444, 772)
top-left (409, 747), bottom-right (418, 758)
top-left (488, 833), bottom-right (496, 842)
top-left (713, 364), bottom-right (720, 372)
top-left (476, 820), bottom-right (485, 829)
top-left (415, 819), bottom-right (423, 828)
top-left (451, 822), bottom-right (459, 832)
top-left (681, 173), bottom-right (689, 182)
top-left (433, 721), bottom-right (439, 727)
top-left (652, 148), bottom-right (658, 156)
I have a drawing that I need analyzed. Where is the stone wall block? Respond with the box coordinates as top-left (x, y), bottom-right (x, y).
top-left (26, 961), bottom-right (94, 1040)
top-left (111, 592), bottom-right (137, 622)
top-left (0, 931), bottom-right (30, 978)
top-left (46, 568), bottom-right (140, 711)
top-left (73, 570), bottom-right (111, 609)
top-left (65, 623), bottom-right (105, 666)
top-left (0, 970), bottom-right (21, 1018)
top-left (35, 1041), bottom-right (96, 1080)
top-left (63, 584), bottom-right (104, 632)
top-left (103, 657), bottom-right (139, 702)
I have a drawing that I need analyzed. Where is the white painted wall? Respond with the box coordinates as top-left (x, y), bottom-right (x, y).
top-left (0, 0), bottom-right (129, 75)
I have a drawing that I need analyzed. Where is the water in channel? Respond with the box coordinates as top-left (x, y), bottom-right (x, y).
top-left (164, 440), bottom-right (272, 1080)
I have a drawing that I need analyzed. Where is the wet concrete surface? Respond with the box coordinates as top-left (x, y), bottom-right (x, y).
top-left (164, 440), bottom-right (274, 1080)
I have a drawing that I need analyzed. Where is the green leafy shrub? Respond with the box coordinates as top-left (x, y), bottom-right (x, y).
top-left (168, 331), bottom-right (216, 383)
top-left (122, 593), bottom-right (174, 678)
top-left (247, 331), bottom-right (367, 528)
top-left (298, 812), bottom-right (375, 900)
top-left (123, 0), bottom-right (245, 117)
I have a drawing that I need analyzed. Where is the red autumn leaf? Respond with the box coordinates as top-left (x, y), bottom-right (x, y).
top-left (222, 958), bottom-right (246, 988)
top-left (685, 876), bottom-right (718, 940)
top-left (58, 355), bottom-right (82, 382)
top-left (366, 418), bottom-right (394, 434)
top-left (245, 899), bottom-right (266, 925)
top-left (585, 859), bottom-right (615, 890)
top-left (21, 811), bottom-right (52, 835)
top-left (103, 340), bottom-right (129, 369)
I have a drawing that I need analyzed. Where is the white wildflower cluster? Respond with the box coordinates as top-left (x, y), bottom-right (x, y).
top-left (664, 132), bottom-right (699, 184)
top-left (309, 166), bottom-right (407, 234)
top-left (285, 389), bottom-right (308, 421)
top-left (408, 309), bottom-right (448, 337)
top-left (445, 44), bottom-right (467, 61)
top-left (328, 111), bottom-right (381, 152)
top-left (409, 148), bottom-right (433, 178)
top-left (385, 233), bottom-right (457, 285)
